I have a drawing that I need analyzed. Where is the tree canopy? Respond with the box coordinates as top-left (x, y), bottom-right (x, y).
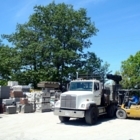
top-left (1, 2), bottom-right (110, 88)
top-left (121, 51), bottom-right (140, 88)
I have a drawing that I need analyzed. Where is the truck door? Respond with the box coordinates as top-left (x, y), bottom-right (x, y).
top-left (93, 82), bottom-right (101, 105)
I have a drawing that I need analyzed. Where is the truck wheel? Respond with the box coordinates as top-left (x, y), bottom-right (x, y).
top-left (107, 105), bottom-right (115, 118)
top-left (85, 107), bottom-right (97, 125)
top-left (116, 109), bottom-right (127, 119)
top-left (59, 116), bottom-right (70, 122)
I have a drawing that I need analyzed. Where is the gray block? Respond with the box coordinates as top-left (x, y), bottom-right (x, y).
top-left (6, 106), bottom-right (16, 114)
top-left (41, 103), bottom-right (51, 109)
top-left (3, 99), bottom-right (14, 105)
top-left (41, 108), bottom-right (51, 112)
top-left (0, 86), bottom-right (10, 99)
top-left (21, 104), bottom-right (33, 113)
top-left (12, 98), bottom-right (20, 103)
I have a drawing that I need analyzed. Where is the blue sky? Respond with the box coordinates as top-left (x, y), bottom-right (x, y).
top-left (0, 0), bottom-right (140, 74)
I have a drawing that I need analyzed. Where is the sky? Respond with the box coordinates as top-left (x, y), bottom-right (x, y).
top-left (0, 0), bottom-right (140, 74)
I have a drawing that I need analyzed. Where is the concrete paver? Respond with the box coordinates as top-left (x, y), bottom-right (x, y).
top-left (0, 112), bottom-right (140, 140)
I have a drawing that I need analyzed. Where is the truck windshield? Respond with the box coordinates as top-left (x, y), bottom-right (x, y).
top-left (69, 82), bottom-right (93, 91)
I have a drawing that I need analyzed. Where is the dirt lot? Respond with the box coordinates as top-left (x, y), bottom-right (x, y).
top-left (0, 112), bottom-right (140, 140)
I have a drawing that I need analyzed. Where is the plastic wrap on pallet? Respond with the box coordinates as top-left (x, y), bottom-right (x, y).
top-left (0, 86), bottom-right (10, 99)
top-left (35, 103), bottom-right (41, 111)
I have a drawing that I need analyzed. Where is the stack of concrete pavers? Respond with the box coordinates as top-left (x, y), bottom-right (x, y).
top-left (35, 91), bottom-right (51, 113)
top-left (2, 98), bottom-right (19, 114)
top-left (37, 81), bottom-right (60, 112)
top-left (41, 89), bottom-right (51, 112)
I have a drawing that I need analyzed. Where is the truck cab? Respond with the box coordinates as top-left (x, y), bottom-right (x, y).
top-left (55, 79), bottom-right (102, 108)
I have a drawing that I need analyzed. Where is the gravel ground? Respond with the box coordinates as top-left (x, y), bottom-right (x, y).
top-left (0, 112), bottom-right (140, 140)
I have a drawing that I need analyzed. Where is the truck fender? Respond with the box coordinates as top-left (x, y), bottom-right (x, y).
top-left (87, 103), bottom-right (99, 117)
top-left (88, 101), bottom-right (96, 107)
top-left (81, 101), bottom-right (96, 109)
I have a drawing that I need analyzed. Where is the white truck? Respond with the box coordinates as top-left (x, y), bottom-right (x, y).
top-left (54, 77), bottom-right (120, 125)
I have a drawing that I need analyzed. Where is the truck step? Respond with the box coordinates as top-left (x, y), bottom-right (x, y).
top-left (99, 112), bottom-right (106, 115)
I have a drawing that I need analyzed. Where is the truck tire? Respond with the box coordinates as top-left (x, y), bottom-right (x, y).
top-left (116, 109), bottom-right (127, 119)
top-left (85, 107), bottom-right (97, 125)
top-left (59, 116), bottom-right (70, 122)
top-left (107, 105), bottom-right (115, 118)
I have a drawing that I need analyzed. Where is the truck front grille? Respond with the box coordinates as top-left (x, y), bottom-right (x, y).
top-left (60, 95), bottom-right (76, 109)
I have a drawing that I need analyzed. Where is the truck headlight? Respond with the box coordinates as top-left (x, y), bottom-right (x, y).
top-left (81, 104), bottom-right (85, 108)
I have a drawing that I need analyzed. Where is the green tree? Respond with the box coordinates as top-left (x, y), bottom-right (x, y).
top-left (0, 42), bottom-right (20, 85)
top-left (2, 2), bottom-right (98, 87)
top-left (74, 52), bottom-right (110, 84)
top-left (121, 51), bottom-right (140, 88)
top-left (83, 52), bottom-right (103, 75)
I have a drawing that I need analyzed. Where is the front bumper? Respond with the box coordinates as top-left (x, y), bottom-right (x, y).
top-left (54, 108), bottom-right (85, 118)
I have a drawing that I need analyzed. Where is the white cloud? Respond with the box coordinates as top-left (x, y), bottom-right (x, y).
top-left (16, 0), bottom-right (37, 18)
top-left (74, 0), bottom-right (105, 9)
top-left (14, 0), bottom-right (106, 22)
